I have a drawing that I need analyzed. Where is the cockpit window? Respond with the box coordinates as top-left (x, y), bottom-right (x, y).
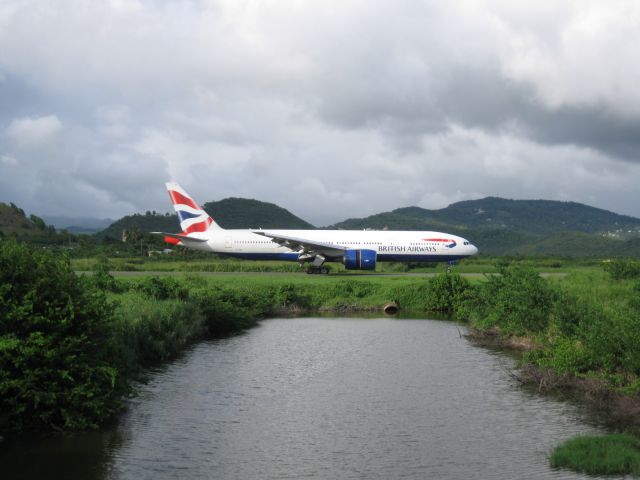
top-left (463, 241), bottom-right (469, 245)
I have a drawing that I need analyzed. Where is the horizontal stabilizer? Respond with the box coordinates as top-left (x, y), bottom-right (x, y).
top-left (152, 232), bottom-right (208, 243)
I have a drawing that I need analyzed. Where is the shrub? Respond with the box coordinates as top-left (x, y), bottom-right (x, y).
top-left (550, 434), bottom-right (640, 476)
top-left (135, 276), bottom-right (188, 300)
top-left (389, 283), bottom-right (432, 310)
top-left (424, 273), bottom-right (471, 313)
top-left (603, 259), bottom-right (640, 280)
top-left (460, 265), bottom-right (555, 335)
top-left (194, 287), bottom-right (273, 335)
top-left (0, 241), bottom-right (125, 432)
top-left (86, 263), bottom-right (126, 293)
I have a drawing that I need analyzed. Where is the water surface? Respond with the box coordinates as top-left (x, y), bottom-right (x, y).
top-left (1, 317), bottom-right (612, 479)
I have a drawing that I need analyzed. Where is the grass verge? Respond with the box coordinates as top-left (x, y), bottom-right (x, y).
top-left (550, 434), bottom-right (640, 476)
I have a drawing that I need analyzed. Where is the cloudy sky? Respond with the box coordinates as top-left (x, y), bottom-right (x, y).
top-left (1, 0), bottom-right (640, 226)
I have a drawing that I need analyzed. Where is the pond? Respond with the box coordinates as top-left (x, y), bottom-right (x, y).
top-left (1, 317), bottom-right (612, 479)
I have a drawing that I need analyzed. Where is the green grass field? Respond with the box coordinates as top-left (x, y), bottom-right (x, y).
top-left (71, 254), bottom-right (609, 276)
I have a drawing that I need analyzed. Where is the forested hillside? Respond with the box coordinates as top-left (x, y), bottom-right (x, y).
top-left (97, 198), bottom-right (314, 240)
top-left (0, 202), bottom-right (56, 239)
top-left (331, 197), bottom-right (640, 256)
top-left (333, 197), bottom-right (640, 236)
top-left (203, 198), bottom-right (314, 229)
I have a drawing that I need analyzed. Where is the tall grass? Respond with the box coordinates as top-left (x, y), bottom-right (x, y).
top-left (111, 293), bottom-right (205, 371)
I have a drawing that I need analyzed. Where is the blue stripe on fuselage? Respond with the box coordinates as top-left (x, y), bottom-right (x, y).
top-left (376, 254), bottom-right (468, 262)
top-left (223, 252), bottom-right (302, 261)
top-left (221, 252), bottom-right (469, 263)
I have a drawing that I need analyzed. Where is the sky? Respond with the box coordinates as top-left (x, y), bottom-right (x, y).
top-left (1, 0), bottom-right (640, 226)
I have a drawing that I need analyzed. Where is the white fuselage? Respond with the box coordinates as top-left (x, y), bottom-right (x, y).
top-left (185, 229), bottom-right (478, 263)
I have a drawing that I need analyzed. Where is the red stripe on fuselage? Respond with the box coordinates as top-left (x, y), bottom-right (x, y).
top-left (168, 190), bottom-right (199, 210)
top-left (423, 238), bottom-right (452, 243)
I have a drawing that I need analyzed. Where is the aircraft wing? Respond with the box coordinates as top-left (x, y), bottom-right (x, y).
top-left (254, 230), bottom-right (347, 253)
top-left (152, 232), bottom-right (208, 243)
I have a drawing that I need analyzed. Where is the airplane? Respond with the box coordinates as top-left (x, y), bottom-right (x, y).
top-left (154, 182), bottom-right (479, 274)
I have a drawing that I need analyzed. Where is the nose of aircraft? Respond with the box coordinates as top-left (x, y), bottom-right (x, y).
top-left (470, 244), bottom-right (478, 255)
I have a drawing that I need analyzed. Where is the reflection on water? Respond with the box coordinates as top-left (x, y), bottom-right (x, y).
top-left (1, 317), bottom-right (613, 479)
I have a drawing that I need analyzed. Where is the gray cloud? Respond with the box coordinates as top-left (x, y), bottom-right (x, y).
top-left (0, 0), bottom-right (639, 225)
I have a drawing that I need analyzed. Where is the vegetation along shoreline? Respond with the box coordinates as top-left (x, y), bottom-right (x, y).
top-left (2, 240), bottom-right (640, 475)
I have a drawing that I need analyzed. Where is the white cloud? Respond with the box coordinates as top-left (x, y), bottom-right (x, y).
top-left (0, 154), bottom-right (18, 166)
top-left (5, 115), bottom-right (63, 148)
top-left (0, 1), bottom-right (638, 222)
top-left (498, 0), bottom-right (640, 117)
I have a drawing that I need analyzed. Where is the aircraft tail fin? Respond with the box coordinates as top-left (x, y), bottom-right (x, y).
top-left (165, 182), bottom-right (223, 233)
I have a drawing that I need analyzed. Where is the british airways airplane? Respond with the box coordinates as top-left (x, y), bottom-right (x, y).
top-left (154, 183), bottom-right (478, 273)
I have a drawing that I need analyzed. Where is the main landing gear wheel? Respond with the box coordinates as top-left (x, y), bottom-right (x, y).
top-left (306, 266), bottom-right (330, 275)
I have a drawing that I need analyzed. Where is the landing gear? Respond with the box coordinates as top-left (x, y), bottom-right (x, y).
top-left (446, 260), bottom-right (457, 274)
top-left (306, 265), bottom-right (330, 275)
top-left (304, 254), bottom-right (329, 274)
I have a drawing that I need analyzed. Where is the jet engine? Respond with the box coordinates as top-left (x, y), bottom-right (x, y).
top-left (343, 249), bottom-right (377, 270)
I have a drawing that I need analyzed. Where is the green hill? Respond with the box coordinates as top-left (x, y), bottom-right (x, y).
top-left (334, 197), bottom-right (640, 236)
top-left (96, 212), bottom-right (177, 240)
top-left (408, 197), bottom-right (640, 236)
top-left (0, 203), bottom-right (54, 238)
top-left (331, 197), bottom-right (640, 257)
top-left (98, 198), bottom-right (314, 239)
top-left (202, 198), bottom-right (314, 229)
top-left (0, 203), bottom-right (38, 234)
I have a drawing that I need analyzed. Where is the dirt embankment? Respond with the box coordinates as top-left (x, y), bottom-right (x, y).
top-left (466, 327), bottom-right (640, 431)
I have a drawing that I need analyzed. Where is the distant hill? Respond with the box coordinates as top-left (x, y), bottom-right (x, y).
top-left (333, 197), bottom-right (640, 236)
top-left (0, 202), bottom-right (39, 234)
top-left (0, 202), bottom-right (57, 237)
top-left (331, 197), bottom-right (640, 257)
top-left (202, 198), bottom-right (315, 229)
top-left (42, 215), bottom-right (115, 233)
top-left (98, 197), bottom-right (314, 239)
top-left (97, 213), bottom-right (178, 240)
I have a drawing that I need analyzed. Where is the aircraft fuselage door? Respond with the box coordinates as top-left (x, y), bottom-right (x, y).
top-left (224, 236), bottom-right (232, 249)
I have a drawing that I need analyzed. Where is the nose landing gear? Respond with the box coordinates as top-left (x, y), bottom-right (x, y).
top-left (446, 260), bottom-right (457, 274)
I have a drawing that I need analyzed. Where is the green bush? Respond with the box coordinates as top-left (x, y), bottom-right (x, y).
top-left (194, 287), bottom-right (273, 335)
top-left (86, 264), bottom-right (126, 293)
top-left (583, 305), bottom-right (640, 376)
top-left (604, 259), bottom-right (640, 280)
top-left (551, 434), bottom-right (640, 475)
top-left (424, 273), bottom-right (471, 313)
top-left (0, 241), bottom-right (125, 432)
top-left (460, 266), bottom-right (555, 335)
top-left (389, 283), bottom-right (431, 310)
top-left (135, 276), bottom-right (188, 300)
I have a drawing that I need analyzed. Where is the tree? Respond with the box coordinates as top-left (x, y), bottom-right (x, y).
top-left (0, 241), bottom-right (125, 432)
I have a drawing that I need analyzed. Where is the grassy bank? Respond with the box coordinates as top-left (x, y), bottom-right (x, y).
top-left (550, 434), bottom-right (640, 476)
top-left (449, 259), bottom-right (640, 476)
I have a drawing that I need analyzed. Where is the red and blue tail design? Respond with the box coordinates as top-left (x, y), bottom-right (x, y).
top-left (166, 182), bottom-right (221, 234)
